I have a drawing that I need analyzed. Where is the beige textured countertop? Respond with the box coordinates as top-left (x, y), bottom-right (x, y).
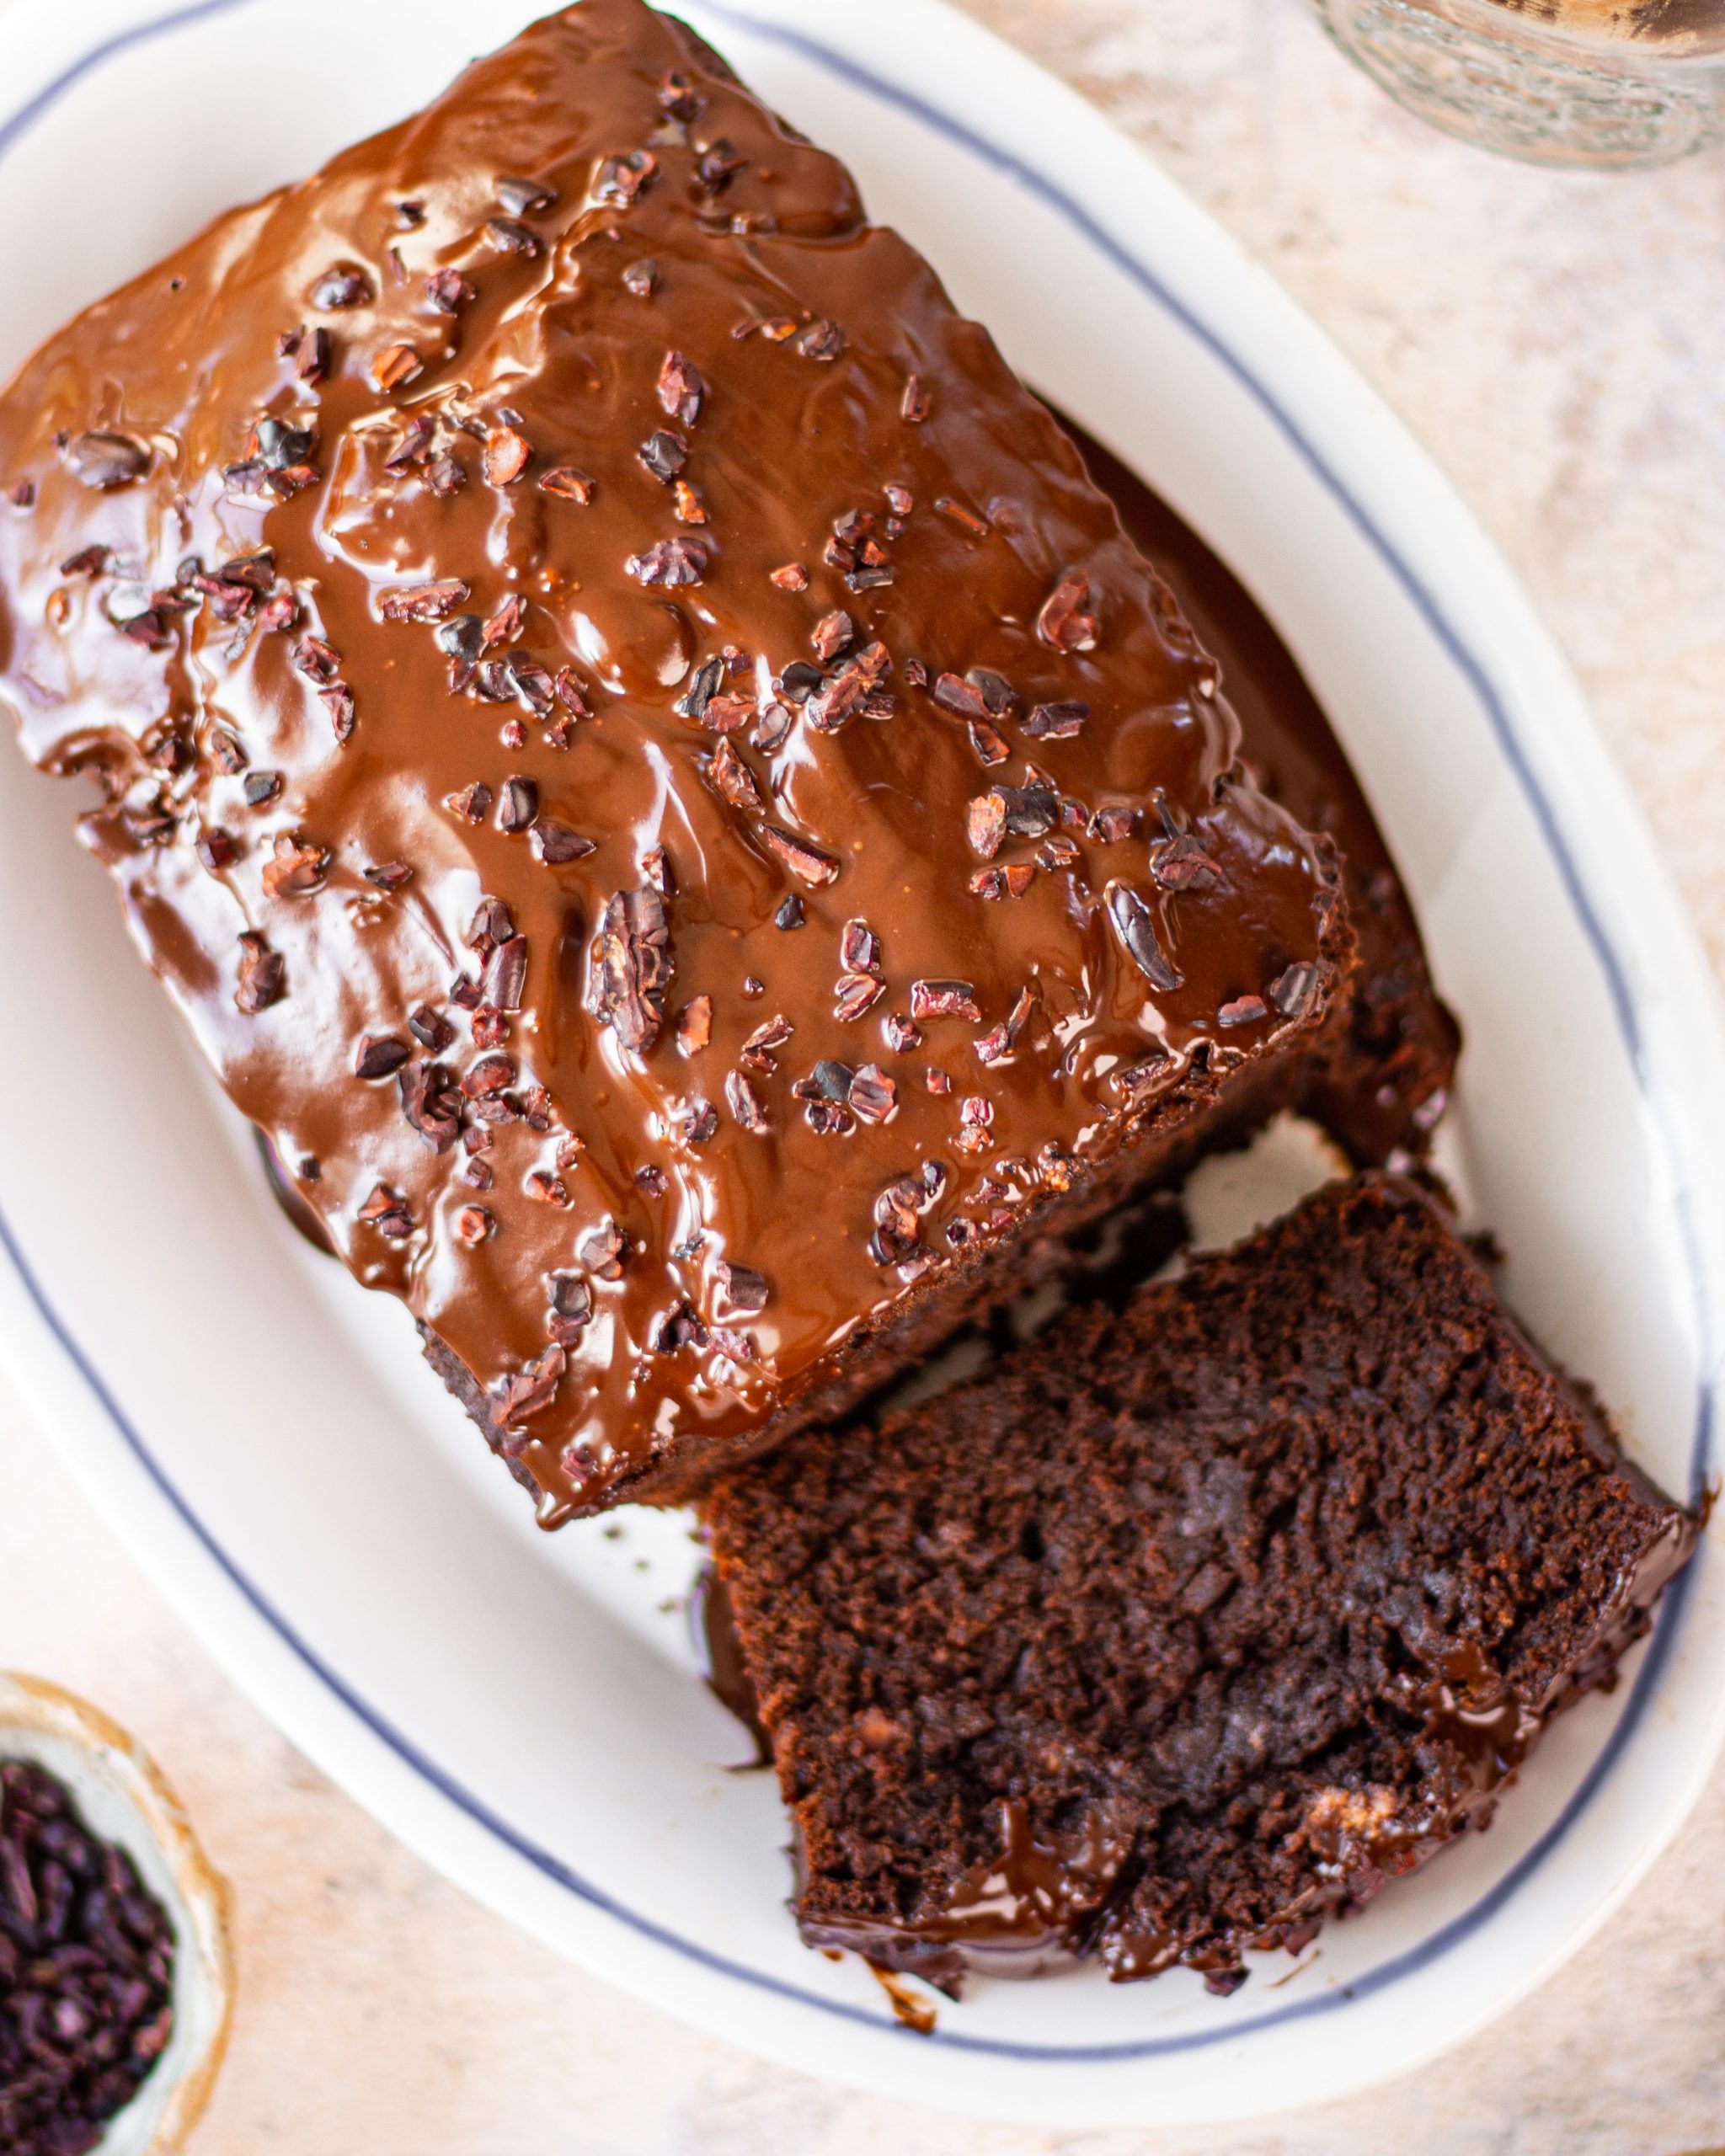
top-left (3, 2), bottom-right (1724, 2150)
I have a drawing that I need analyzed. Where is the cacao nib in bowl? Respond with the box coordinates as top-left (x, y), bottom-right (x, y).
top-left (0, 1676), bottom-right (232, 2154)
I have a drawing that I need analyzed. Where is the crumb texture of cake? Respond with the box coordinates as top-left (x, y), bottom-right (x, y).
top-left (0, 0), bottom-right (1356, 1518)
top-left (703, 1174), bottom-right (1696, 1994)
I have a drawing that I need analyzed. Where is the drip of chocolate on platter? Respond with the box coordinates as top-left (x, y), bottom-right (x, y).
top-left (0, 0), bottom-right (1454, 1521)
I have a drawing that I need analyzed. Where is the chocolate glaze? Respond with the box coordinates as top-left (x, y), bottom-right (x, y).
top-left (0, 0), bottom-right (1354, 1519)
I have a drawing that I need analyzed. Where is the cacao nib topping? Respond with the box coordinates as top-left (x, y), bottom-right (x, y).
top-left (425, 268), bottom-right (473, 314)
top-left (740, 1013), bottom-right (793, 1071)
top-left (497, 776), bottom-right (540, 833)
top-left (253, 417), bottom-right (317, 471)
top-left (932, 672), bottom-right (989, 721)
top-left (638, 429), bottom-right (687, 483)
top-left (58, 543), bottom-right (110, 576)
top-left (235, 931), bottom-right (285, 1013)
top-left (484, 428), bottom-right (532, 484)
top-left (773, 894), bottom-right (804, 931)
top-left (467, 896), bottom-right (515, 953)
top-left (725, 1070), bottom-right (770, 1133)
top-left (676, 995), bottom-right (713, 1058)
top-left (1105, 881), bottom-right (1185, 994)
top-left (579, 1220), bottom-right (629, 1278)
top-left (777, 660), bottom-right (825, 705)
top-left (760, 824), bottom-right (839, 886)
top-left (650, 1299), bottom-right (708, 1354)
top-left (808, 1059), bottom-right (855, 1102)
top-left (1023, 699), bottom-right (1089, 739)
top-left (901, 372), bottom-right (931, 422)
top-left (849, 1063), bottom-right (896, 1123)
top-left (446, 782), bottom-right (493, 823)
top-left (1151, 835), bottom-right (1224, 892)
top-left (380, 579), bottom-right (468, 622)
top-left (841, 918), bottom-right (881, 975)
top-left (242, 769), bottom-right (282, 808)
top-left (695, 139), bottom-right (746, 191)
top-left (496, 173), bottom-right (557, 216)
top-left (714, 1261), bottom-right (771, 1316)
top-left (1036, 568), bottom-right (1099, 652)
top-left (675, 654), bottom-right (722, 720)
top-left (484, 934), bottom-right (529, 1011)
top-left (1089, 803), bottom-right (1136, 844)
top-left (833, 974), bottom-right (884, 1022)
top-left (657, 350), bottom-right (705, 425)
top-left (884, 1011), bottom-right (921, 1052)
top-left (708, 737), bottom-right (763, 811)
top-left (797, 318), bottom-right (846, 360)
top-left (1218, 993), bottom-right (1269, 1027)
top-left (539, 465), bottom-right (595, 503)
top-left (261, 830), bottom-right (329, 897)
top-left (672, 1097), bottom-right (719, 1145)
top-left (485, 216), bottom-right (542, 257)
top-left (911, 979), bottom-right (981, 1022)
top-left (457, 1205), bottom-right (495, 1246)
top-left (812, 610), bottom-right (856, 661)
top-left (628, 537), bottom-right (708, 586)
top-left (494, 1344), bottom-right (567, 1425)
top-left (588, 887), bottom-right (673, 1054)
top-left (408, 1004), bottom-right (456, 1052)
top-left (975, 986), bottom-right (1037, 1065)
top-left (435, 612), bottom-right (485, 662)
top-left (310, 264), bottom-right (373, 309)
top-left (532, 819), bottom-right (595, 866)
top-left (399, 1062), bottom-right (462, 1152)
top-left (622, 257), bottom-right (659, 296)
top-left (64, 429), bottom-right (152, 490)
top-left (1268, 961), bottom-right (1319, 1020)
top-left (462, 1052), bottom-right (517, 1100)
top-left (548, 1273), bottom-right (594, 1340)
top-left (595, 151), bottom-right (658, 205)
top-left (355, 1033), bottom-right (409, 1080)
top-left (196, 826), bottom-right (238, 872)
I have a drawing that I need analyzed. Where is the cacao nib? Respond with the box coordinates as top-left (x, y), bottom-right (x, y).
top-left (1268, 961), bottom-right (1319, 1020)
top-left (548, 1273), bottom-right (594, 1340)
top-left (65, 430), bottom-right (150, 489)
top-left (672, 1097), bottom-right (719, 1145)
top-left (261, 830), bottom-right (329, 898)
top-left (310, 264), bottom-right (373, 309)
top-left (1089, 803), bottom-right (1136, 844)
top-left (695, 140), bottom-right (746, 190)
top-left (1151, 835), bottom-right (1224, 892)
top-left (840, 918), bottom-right (881, 975)
top-left (1036, 568), bottom-right (1098, 652)
top-left (235, 931), bottom-right (285, 1013)
top-left (425, 268), bottom-right (473, 314)
top-left (379, 579), bottom-right (468, 623)
top-left (638, 429), bottom-right (687, 482)
top-left (650, 1299), bottom-right (708, 1354)
top-left (588, 888), bottom-right (674, 1054)
top-left (485, 217), bottom-right (542, 258)
top-left (196, 827), bottom-right (238, 873)
top-left (408, 1004), bottom-right (456, 1052)
top-left (497, 776), bottom-right (539, 833)
top-left (457, 1205), bottom-right (494, 1246)
top-left (594, 151), bottom-right (658, 205)
top-left (539, 466), bottom-right (595, 503)
top-left (494, 1345), bottom-right (566, 1425)
top-left (724, 1070), bottom-right (769, 1133)
top-left (1218, 993), bottom-right (1269, 1027)
top-left (975, 987), bottom-right (1037, 1066)
top-left (242, 769), bottom-right (282, 807)
top-left (657, 350), bottom-right (705, 426)
top-left (399, 1061), bottom-right (462, 1152)
top-left (773, 894), bottom-right (804, 931)
top-left (770, 562), bottom-right (809, 591)
top-left (884, 1012), bottom-right (921, 1052)
top-left (812, 610), bottom-right (856, 661)
top-left (484, 935), bottom-right (529, 1011)
top-left (445, 782), bottom-right (493, 823)
top-left (759, 824), bottom-right (839, 886)
top-left (628, 538), bottom-right (708, 587)
top-left (622, 257), bottom-right (659, 296)
top-left (777, 660), bottom-right (824, 705)
top-left (525, 1171), bottom-right (571, 1206)
top-left (910, 978), bottom-right (981, 1022)
top-left (435, 613), bottom-right (485, 664)
top-left (932, 672), bottom-right (989, 721)
top-left (496, 173), bottom-right (557, 216)
top-left (797, 318), bottom-right (845, 360)
top-left (804, 1097), bottom-right (854, 1136)
top-left (579, 1220), bottom-right (629, 1278)
top-left (901, 372), bottom-right (931, 422)
top-left (1022, 699), bottom-right (1089, 739)
top-left (740, 1013), bottom-right (793, 1071)
top-left (1105, 881), bottom-right (1184, 993)
top-left (832, 974), bottom-right (884, 1022)
top-left (355, 1033), bottom-right (409, 1080)
top-left (849, 1064), bottom-right (896, 1123)
top-left (714, 1261), bottom-right (770, 1314)
top-left (484, 429), bottom-right (532, 485)
top-left (708, 737), bottom-right (763, 811)
top-left (533, 819), bottom-right (595, 866)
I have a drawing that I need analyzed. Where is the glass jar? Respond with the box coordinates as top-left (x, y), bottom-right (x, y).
top-left (1311, 0), bottom-right (1725, 167)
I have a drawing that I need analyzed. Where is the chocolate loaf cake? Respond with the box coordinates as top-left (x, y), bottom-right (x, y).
top-left (703, 1174), bottom-right (1696, 1993)
top-left (0, 0), bottom-right (1365, 1518)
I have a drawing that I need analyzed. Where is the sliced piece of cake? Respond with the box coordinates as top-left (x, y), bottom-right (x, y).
top-left (0, 0), bottom-right (1363, 1517)
top-left (702, 1173), bottom-right (1695, 1993)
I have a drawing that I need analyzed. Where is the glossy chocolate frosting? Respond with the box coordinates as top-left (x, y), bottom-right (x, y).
top-left (0, 0), bottom-right (1350, 1518)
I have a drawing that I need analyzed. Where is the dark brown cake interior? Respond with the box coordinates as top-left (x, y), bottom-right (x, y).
top-left (703, 1173), bottom-right (1694, 1995)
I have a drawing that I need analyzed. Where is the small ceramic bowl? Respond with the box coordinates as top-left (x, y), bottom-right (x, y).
top-left (0, 1673), bottom-right (234, 2154)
